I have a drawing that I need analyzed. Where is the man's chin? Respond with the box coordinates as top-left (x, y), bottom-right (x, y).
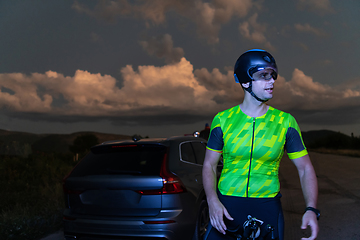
top-left (264, 94), bottom-right (273, 101)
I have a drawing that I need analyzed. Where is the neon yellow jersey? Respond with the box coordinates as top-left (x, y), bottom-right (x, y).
top-left (207, 105), bottom-right (308, 198)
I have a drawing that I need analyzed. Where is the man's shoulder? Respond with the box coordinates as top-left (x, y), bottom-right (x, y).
top-left (268, 106), bottom-right (292, 118)
top-left (268, 106), bottom-right (298, 126)
top-left (217, 105), bottom-right (240, 116)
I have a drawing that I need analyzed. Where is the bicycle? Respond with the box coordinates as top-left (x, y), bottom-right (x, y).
top-left (226, 215), bottom-right (276, 240)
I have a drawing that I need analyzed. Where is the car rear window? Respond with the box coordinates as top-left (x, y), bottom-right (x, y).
top-left (69, 144), bottom-right (167, 177)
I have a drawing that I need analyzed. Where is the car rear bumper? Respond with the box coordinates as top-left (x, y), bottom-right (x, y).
top-left (63, 210), bottom-right (195, 240)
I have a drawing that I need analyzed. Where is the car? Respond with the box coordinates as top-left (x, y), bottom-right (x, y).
top-left (63, 135), bottom-right (220, 240)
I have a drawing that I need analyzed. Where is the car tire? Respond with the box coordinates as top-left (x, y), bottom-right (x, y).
top-left (193, 199), bottom-right (209, 240)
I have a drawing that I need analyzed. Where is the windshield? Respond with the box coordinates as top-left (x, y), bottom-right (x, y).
top-left (69, 144), bottom-right (167, 177)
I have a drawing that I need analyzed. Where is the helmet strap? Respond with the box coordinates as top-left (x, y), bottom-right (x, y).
top-left (244, 81), bottom-right (268, 103)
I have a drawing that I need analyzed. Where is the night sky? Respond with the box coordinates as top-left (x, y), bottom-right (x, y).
top-left (1, 0), bottom-right (359, 138)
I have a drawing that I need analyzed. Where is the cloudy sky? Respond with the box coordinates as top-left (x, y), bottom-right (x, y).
top-left (1, 0), bottom-right (360, 138)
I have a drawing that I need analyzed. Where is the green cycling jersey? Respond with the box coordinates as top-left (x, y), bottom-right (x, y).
top-left (207, 105), bottom-right (308, 198)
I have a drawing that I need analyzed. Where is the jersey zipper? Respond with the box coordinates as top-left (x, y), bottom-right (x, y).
top-left (246, 118), bottom-right (256, 197)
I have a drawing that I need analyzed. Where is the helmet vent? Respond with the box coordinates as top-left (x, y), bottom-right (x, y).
top-left (263, 55), bottom-right (271, 63)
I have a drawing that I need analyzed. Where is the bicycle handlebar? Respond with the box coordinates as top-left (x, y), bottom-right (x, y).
top-left (226, 215), bottom-right (277, 240)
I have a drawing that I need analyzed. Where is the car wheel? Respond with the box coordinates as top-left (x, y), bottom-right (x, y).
top-left (193, 200), bottom-right (209, 240)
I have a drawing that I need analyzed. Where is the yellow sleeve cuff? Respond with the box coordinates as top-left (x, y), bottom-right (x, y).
top-left (206, 146), bottom-right (223, 153)
top-left (287, 148), bottom-right (308, 160)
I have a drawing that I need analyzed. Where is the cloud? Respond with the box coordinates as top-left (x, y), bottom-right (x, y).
top-left (194, 67), bottom-right (243, 104)
top-left (191, 0), bottom-right (253, 43)
top-left (118, 58), bottom-right (215, 112)
top-left (296, 42), bottom-right (309, 51)
top-left (72, 0), bottom-right (132, 23)
top-left (297, 0), bottom-right (334, 14)
top-left (0, 58), bottom-right (235, 123)
top-left (139, 34), bottom-right (184, 64)
top-left (1, 62), bottom-right (359, 127)
top-left (268, 70), bottom-right (360, 127)
top-left (294, 23), bottom-right (327, 37)
top-left (90, 32), bottom-right (102, 42)
top-left (270, 69), bottom-right (360, 111)
top-left (239, 14), bottom-right (275, 51)
top-left (72, 0), bottom-right (253, 44)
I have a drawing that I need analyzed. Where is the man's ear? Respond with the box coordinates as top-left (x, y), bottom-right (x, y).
top-left (241, 82), bottom-right (250, 89)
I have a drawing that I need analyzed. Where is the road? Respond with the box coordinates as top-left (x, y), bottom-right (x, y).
top-left (41, 151), bottom-right (360, 240)
top-left (280, 151), bottom-right (360, 239)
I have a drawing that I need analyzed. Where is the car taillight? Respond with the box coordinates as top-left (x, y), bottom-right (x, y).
top-left (137, 153), bottom-right (187, 195)
top-left (160, 152), bottom-right (187, 194)
top-left (111, 144), bottom-right (137, 148)
top-left (63, 180), bottom-right (84, 209)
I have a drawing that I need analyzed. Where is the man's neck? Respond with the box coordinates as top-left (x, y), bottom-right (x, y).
top-left (240, 96), bottom-right (269, 118)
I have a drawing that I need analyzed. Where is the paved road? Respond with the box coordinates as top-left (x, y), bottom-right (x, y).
top-left (41, 151), bottom-right (360, 240)
top-left (280, 151), bottom-right (360, 239)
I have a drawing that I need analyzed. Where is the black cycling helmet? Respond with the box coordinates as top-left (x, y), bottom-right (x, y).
top-left (233, 49), bottom-right (277, 102)
top-left (234, 49), bottom-right (277, 84)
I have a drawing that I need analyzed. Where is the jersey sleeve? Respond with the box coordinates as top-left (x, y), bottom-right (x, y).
top-left (285, 114), bottom-right (308, 159)
top-left (206, 113), bottom-right (224, 153)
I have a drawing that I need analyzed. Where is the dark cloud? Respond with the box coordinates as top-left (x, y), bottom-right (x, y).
top-left (72, 0), bottom-right (254, 44)
top-left (294, 23), bottom-right (327, 37)
top-left (139, 34), bottom-right (184, 64)
top-left (296, 0), bottom-right (335, 14)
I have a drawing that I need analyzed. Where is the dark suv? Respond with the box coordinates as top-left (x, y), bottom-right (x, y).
top-left (63, 136), bottom-right (214, 240)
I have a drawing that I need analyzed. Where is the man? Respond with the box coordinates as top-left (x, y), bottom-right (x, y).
top-left (202, 49), bottom-right (319, 240)
top-left (200, 123), bottom-right (211, 140)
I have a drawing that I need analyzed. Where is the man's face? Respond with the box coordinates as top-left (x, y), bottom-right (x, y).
top-left (252, 69), bottom-right (275, 100)
top-left (242, 68), bottom-right (276, 101)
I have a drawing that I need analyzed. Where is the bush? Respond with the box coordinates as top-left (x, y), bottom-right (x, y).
top-left (69, 134), bottom-right (99, 159)
top-left (0, 153), bottom-right (76, 240)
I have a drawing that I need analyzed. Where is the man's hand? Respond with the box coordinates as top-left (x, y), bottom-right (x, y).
top-left (203, 149), bottom-right (233, 235)
top-left (301, 210), bottom-right (319, 240)
top-left (208, 198), bottom-right (233, 235)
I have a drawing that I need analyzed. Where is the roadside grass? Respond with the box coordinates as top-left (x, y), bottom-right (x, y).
top-left (0, 153), bottom-right (76, 240)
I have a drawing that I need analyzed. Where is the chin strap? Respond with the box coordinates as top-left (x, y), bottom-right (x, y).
top-left (244, 81), bottom-right (269, 103)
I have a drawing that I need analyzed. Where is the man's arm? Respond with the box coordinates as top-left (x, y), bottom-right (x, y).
top-left (291, 154), bottom-right (319, 240)
top-left (202, 149), bottom-right (233, 235)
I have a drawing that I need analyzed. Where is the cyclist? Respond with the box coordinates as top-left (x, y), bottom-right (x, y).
top-left (202, 49), bottom-right (319, 240)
